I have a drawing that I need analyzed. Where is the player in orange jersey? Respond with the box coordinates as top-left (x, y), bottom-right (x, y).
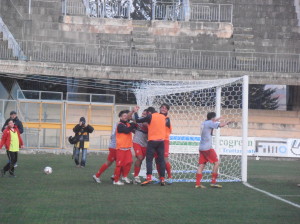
top-left (159, 103), bottom-right (173, 182)
top-left (113, 110), bottom-right (136, 185)
top-left (133, 106), bottom-right (167, 186)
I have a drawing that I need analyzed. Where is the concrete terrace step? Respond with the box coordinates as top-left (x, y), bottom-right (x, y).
top-left (252, 47), bottom-right (300, 54)
top-left (233, 40), bottom-right (255, 47)
top-left (133, 44), bottom-right (156, 50)
top-left (27, 34), bottom-right (98, 44)
top-left (233, 34), bottom-right (254, 41)
top-left (32, 21), bottom-right (60, 30)
top-left (25, 27), bottom-right (100, 42)
top-left (155, 43), bottom-right (192, 50)
top-left (131, 32), bottom-right (151, 38)
top-left (231, 0), bottom-right (295, 6)
top-left (256, 39), bottom-right (300, 47)
top-left (132, 26), bottom-right (150, 32)
top-left (132, 37), bottom-right (155, 44)
top-left (233, 8), bottom-right (296, 16)
top-left (203, 0), bottom-right (292, 5)
top-left (105, 40), bottom-right (130, 48)
top-left (97, 33), bottom-right (131, 39)
top-left (17, 6), bottom-right (61, 16)
top-left (248, 48), bottom-right (300, 54)
top-left (234, 27), bottom-right (253, 34)
top-left (234, 49), bottom-right (255, 53)
top-left (132, 20), bottom-right (151, 26)
top-left (233, 18), bottom-right (298, 27)
top-left (255, 32), bottom-right (300, 40)
top-left (29, 14), bottom-right (60, 22)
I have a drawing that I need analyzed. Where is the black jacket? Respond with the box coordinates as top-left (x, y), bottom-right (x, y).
top-left (73, 124), bottom-right (94, 142)
top-left (2, 116), bottom-right (24, 134)
top-left (117, 121), bottom-right (136, 134)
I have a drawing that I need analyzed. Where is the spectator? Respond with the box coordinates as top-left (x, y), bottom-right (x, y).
top-left (73, 117), bottom-right (94, 167)
top-left (0, 119), bottom-right (24, 177)
top-left (2, 111), bottom-right (23, 134)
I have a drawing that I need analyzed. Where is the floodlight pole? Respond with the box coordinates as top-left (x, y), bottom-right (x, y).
top-left (242, 75), bottom-right (249, 182)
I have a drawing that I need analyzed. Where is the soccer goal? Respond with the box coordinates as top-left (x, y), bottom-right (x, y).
top-left (133, 76), bottom-right (249, 183)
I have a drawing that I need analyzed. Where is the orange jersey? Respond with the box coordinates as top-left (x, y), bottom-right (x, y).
top-left (148, 113), bottom-right (166, 141)
top-left (116, 122), bottom-right (133, 149)
top-left (165, 116), bottom-right (172, 140)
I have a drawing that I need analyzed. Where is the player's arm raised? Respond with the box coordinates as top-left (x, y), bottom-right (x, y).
top-left (117, 122), bottom-right (136, 134)
top-left (127, 106), bottom-right (139, 120)
top-left (218, 120), bottom-right (231, 128)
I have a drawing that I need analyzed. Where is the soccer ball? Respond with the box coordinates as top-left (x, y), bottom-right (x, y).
top-left (44, 166), bottom-right (53, 174)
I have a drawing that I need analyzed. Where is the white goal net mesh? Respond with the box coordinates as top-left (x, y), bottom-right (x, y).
top-left (133, 77), bottom-right (245, 182)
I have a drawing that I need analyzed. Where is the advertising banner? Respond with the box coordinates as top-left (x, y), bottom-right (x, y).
top-left (170, 135), bottom-right (300, 158)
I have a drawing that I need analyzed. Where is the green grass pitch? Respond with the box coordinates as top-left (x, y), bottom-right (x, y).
top-left (0, 153), bottom-right (299, 224)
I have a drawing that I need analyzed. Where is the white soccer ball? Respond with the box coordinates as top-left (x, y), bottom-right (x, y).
top-left (44, 166), bottom-right (53, 174)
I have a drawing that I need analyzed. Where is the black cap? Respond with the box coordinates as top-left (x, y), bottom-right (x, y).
top-left (10, 111), bottom-right (17, 115)
top-left (79, 117), bottom-right (86, 122)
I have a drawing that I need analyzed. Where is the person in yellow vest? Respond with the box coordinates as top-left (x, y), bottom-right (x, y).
top-left (113, 110), bottom-right (136, 186)
top-left (132, 106), bottom-right (167, 186)
top-left (0, 119), bottom-right (24, 177)
top-left (73, 117), bottom-right (94, 167)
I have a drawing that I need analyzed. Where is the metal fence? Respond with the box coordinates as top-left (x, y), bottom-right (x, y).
top-left (62, 0), bottom-right (88, 16)
top-left (153, 1), bottom-right (185, 21)
top-left (61, 0), bottom-right (233, 22)
top-left (0, 92), bottom-right (116, 150)
top-left (1, 40), bottom-right (298, 73)
top-left (89, 0), bottom-right (131, 19)
top-left (0, 17), bottom-right (26, 60)
top-left (0, 98), bottom-right (142, 150)
top-left (190, 4), bottom-right (233, 23)
top-left (62, 0), bottom-right (131, 18)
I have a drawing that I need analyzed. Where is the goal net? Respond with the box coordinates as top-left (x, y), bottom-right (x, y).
top-left (133, 76), bottom-right (248, 183)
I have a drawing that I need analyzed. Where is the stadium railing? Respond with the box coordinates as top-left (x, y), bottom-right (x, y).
top-left (1, 40), bottom-right (299, 73)
top-left (153, 1), bottom-right (185, 21)
top-left (190, 3), bottom-right (233, 23)
top-left (61, 0), bottom-right (232, 23)
top-left (0, 18), bottom-right (26, 60)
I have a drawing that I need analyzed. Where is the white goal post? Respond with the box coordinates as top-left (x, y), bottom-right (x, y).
top-left (133, 75), bottom-right (249, 183)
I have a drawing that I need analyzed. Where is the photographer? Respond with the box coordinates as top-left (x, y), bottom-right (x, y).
top-left (73, 117), bottom-right (94, 167)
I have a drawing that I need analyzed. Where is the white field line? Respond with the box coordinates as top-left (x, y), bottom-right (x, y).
top-left (277, 195), bottom-right (300, 197)
top-left (244, 182), bottom-right (300, 209)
